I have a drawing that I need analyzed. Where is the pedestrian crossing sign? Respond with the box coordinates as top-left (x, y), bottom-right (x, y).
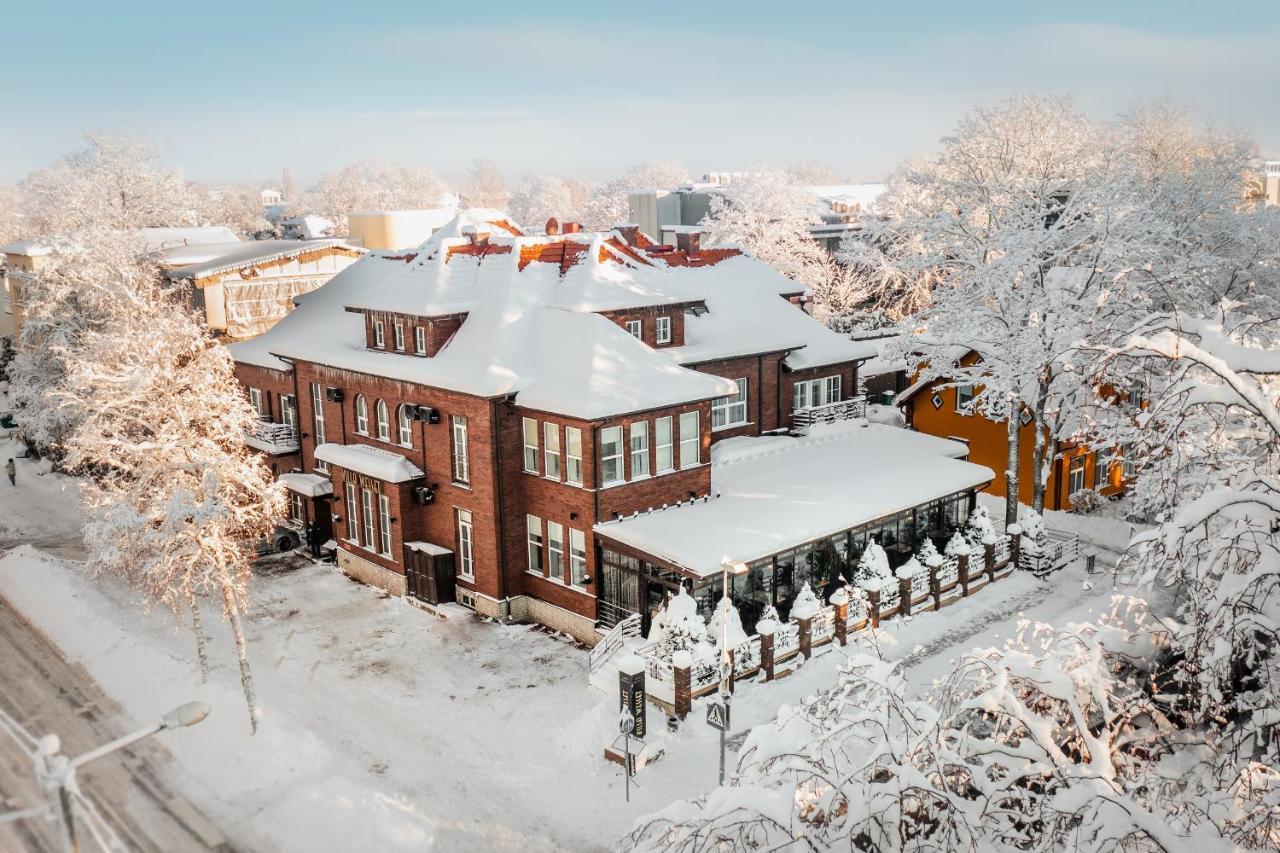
top-left (706, 701), bottom-right (729, 732)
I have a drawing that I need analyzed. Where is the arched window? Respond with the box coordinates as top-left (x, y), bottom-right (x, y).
top-left (398, 404), bottom-right (413, 447)
top-left (355, 395), bottom-right (368, 434)
top-left (375, 400), bottom-right (390, 441)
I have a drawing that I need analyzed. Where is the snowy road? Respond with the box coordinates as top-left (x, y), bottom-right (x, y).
top-left (0, 591), bottom-right (229, 852)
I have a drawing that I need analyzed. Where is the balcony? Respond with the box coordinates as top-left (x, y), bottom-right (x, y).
top-left (245, 419), bottom-right (299, 454)
top-left (792, 394), bottom-right (868, 433)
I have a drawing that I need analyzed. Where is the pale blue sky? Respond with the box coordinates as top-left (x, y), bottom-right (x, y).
top-left (2, 0), bottom-right (1277, 185)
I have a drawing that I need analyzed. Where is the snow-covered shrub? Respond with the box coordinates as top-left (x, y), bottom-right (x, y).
top-left (646, 588), bottom-right (710, 661)
top-left (965, 504), bottom-right (998, 547)
top-left (789, 582), bottom-right (819, 620)
top-left (1016, 505), bottom-right (1047, 558)
top-left (1068, 487), bottom-right (1104, 514)
top-left (894, 555), bottom-right (922, 580)
top-left (705, 596), bottom-right (748, 651)
top-left (916, 536), bottom-right (944, 567)
top-left (852, 541), bottom-right (892, 589)
top-left (943, 530), bottom-right (970, 557)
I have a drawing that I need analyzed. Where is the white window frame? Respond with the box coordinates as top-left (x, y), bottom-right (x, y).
top-left (625, 319), bottom-right (642, 338)
top-left (543, 422), bottom-right (561, 480)
top-left (375, 399), bottom-right (390, 441)
top-left (711, 379), bottom-right (748, 430)
top-left (311, 383), bottom-right (327, 471)
top-left (678, 411), bottom-right (699, 469)
top-left (793, 376), bottom-right (841, 411)
top-left (955, 384), bottom-right (975, 413)
top-left (655, 416), bottom-right (674, 473)
top-left (824, 375), bottom-right (841, 403)
top-left (393, 321), bottom-right (405, 351)
top-left (281, 394), bottom-right (297, 433)
top-left (414, 325), bottom-right (426, 355)
top-left (1068, 458), bottom-right (1086, 494)
top-left (456, 509), bottom-right (474, 579)
top-left (547, 521), bottom-right (564, 582)
top-left (355, 395), bottom-right (369, 434)
top-left (569, 528), bottom-right (587, 588)
top-left (655, 315), bottom-right (671, 344)
top-left (344, 482), bottom-right (358, 543)
top-left (451, 415), bottom-right (470, 485)
top-left (526, 514), bottom-right (544, 575)
top-left (374, 319), bottom-right (385, 348)
top-left (397, 404), bottom-right (413, 447)
top-left (248, 387), bottom-right (264, 417)
top-left (289, 492), bottom-right (304, 524)
top-left (361, 488), bottom-right (375, 550)
top-left (522, 417), bottom-right (539, 474)
top-left (629, 421), bottom-right (649, 478)
top-left (565, 427), bottom-right (583, 486)
top-left (600, 426), bottom-right (624, 484)
top-left (378, 494), bottom-right (392, 556)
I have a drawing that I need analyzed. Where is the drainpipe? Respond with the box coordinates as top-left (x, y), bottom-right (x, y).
top-left (756, 354), bottom-right (764, 430)
top-left (489, 397), bottom-right (510, 615)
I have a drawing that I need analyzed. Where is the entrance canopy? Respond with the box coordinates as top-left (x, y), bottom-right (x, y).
top-left (594, 423), bottom-right (993, 578)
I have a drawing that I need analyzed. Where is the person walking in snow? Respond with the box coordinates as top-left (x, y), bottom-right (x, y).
top-left (5, 458), bottom-right (14, 487)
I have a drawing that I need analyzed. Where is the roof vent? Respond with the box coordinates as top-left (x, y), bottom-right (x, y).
top-left (545, 217), bottom-right (560, 236)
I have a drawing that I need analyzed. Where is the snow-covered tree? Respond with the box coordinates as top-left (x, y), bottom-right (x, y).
top-left (646, 588), bottom-right (710, 661)
top-left (853, 540), bottom-right (892, 589)
top-left (0, 183), bottom-right (23, 245)
top-left (53, 245), bottom-right (284, 731)
top-left (577, 160), bottom-right (689, 230)
top-left (458, 158), bottom-right (508, 210)
top-left (508, 174), bottom-right (579, 231)
top-left (194, 183), bottom-right (274, 237)
top-left (306, 161), bottom-right (451, 231)
top-left (705, 596), bottom-right (748, 651)
top-left (20, 134), bottom-right (196, 234)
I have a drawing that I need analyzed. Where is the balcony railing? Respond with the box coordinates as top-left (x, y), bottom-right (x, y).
top-left (792, 394), bottom-right (868, 432)
top-left (245, 419), bottom-right (299, 454)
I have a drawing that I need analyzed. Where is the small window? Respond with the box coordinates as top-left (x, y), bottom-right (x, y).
top-left (393, 321), bottom-right (405, 351)
top-left (456, 509), bottom-right (474, 579)
top-left (956, 384), bottom-right (975, 413)
top-left (711, 379), bottom-right (748, 430)
top-left (280, 394), bottom-right (297, 432)
top-left (355, 395), bottom-right (369, 434)
top-left (361, 488), bottom-right (375, 550)
top-left (526, 515), bottom-right (544, 574)
top-left (397, 404), bottom-right (413, 447)
top-left (374, 319), bottom-right (385, 348)
top-left (344, 483), bottom-right (358, 543)
top-left (655, 316), bottom-right (672, 344)
top-left (678, 411), bottom-right (699, 469)
top-left (630, 421), bottom-right (649, 478)
top-left (414, 326), bottom-right (426, 355)
top-left (600, 426), bottom-right (624, 484)
top-left (375, 400), bottom-right (390, 441)
top-left (543, 422), bottom-right (561, 479)
top-left (310, 383), bottom-right (327, 460)
top-left (1127, 381), bottom-right (1144, 408)
top-left (547, 521), bottom-right (564, 581)
top-left (522, 417), bottom-right (539, 474)
top-left (569, 528), bottom-right (587, 588)
top-left (378, 494), bottom-right (392, 556)
top-left (565, 427), bottom-right (583, 486)
top-left (1068, 458), bottom-right (1086, 494)
top-left (655, 416), bottom-right (674, 473)
top-left (625, 319), bottom-right (642, 338)
top-left (289, 492), bottom-right (304, 524)
top-left (824, 375), bottom-right (841, 403)
top-left (248, 387), bottom-right (265, 417)
top-left (451, 416), bottom-right (469, 484)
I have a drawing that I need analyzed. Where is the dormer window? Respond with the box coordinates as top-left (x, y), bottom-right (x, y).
top-left (374, 320), bottom-right (385, 348)
top-left (626, 320), bottom-right (642, 338)
top-left (393, 321), bottom-right (405, 352)
top-left (414, 326), bottom-right (426, 355)
top-left (655, 316), bottom-right (672, 345)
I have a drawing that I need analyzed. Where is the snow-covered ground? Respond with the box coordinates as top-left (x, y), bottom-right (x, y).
top-left (0, 452), bottom-right (1143, 852)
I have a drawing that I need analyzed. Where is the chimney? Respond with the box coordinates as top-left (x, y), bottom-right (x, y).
top-left (544, 216), bottom-right (560, 236)
top-left (562, 221), bottom-right (581, 234)
top-left (675, 229), bottom-right (701, 256)
top-left (615, 224), bottom-right (640, 244)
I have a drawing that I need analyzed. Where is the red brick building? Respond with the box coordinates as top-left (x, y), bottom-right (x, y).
top-left (232, 212), bottom-right (992, 644)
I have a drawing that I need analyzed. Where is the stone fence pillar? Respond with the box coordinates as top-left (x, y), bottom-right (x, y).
top-left (958, 554), bottom-right (971, 597)
top-left (832, 598), bottom-right (849, 646)
top-left (866, 587), bottom-right (882, 628)
top-left (1008, 524), bottom-right (1022, 571)
top-left (797, 617), bottom-right (813, 660)
top-left (928, 563), bottom-right (942, 609)
top-left (758, 625), bottom-right (776, 681)
top-left (898, 576), bottom-right (912, 617)
top-left (672, 651), bottom-right (692, 719)
top-left (984, 542), bottom-right (996, 582)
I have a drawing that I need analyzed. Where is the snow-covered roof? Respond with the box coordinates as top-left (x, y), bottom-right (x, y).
top-left (229, 210), bottom-right (872, 419)
top-left (164, 239), bottom-right (359, 280)
top-left (0, 238), bottom-right (53, 257)
top-left (594, 423), bottom-right (994, 577)
top-left (314, 443), bottom-right (425, 482)
top-left (139, 226), bottom-right (241, 253)
top-left (807, 183), bottom-right (887, 212)
top-left (279, 472), bottom-right (333, 497)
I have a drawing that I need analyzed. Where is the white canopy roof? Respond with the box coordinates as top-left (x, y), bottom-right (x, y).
top-left (314, 443), bottom-right (425, 483)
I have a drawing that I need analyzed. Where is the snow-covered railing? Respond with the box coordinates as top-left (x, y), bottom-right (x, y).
top-left (734, 637), bottom-right (761, 677)
top-left (643, 654), bottom-right (675, 704)
top-left (992, 537), bottom-right (1011, 567)
top-left (811, 607), bottom-right (836, 644)
top-left (877, 583), bottom-right (901, 616)
top-left (1020, 530), bottom-right (1080, 575)
top-left (246, 419), bottom-right (299, 453)
top-left (936, 556), bottom-right (959, 591)
top-left (846, 593), bottom-right (868, 628)
top-left (589, 612), bottom-right (640, 675)
top-left (909, 571), bottom-right (930, 603)
top-left (775, 621), bottom-right (800, 659)
top-left (792, 395), bottom-right (868, 432)
top-left (691, 656), bottom-right (719, 693)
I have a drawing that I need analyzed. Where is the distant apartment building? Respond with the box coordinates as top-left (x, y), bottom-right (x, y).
top-left (628, 175), bottom-right (885, 253)
top-left (1260, 161), bottom-right (1280, 206)
top-left (346, 208), bottom-right (461, 250)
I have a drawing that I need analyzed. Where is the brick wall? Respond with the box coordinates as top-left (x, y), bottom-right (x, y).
top-left (782, 361), bottom-right (860, 426)
top-left (689, 352), bottom-right (787, 440)
top-left (599, 305), bottom-right (693, 349)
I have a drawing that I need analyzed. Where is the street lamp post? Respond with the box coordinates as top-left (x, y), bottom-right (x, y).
top-left (718, 557), bottom-right (748, 786)
top-left (21, 702), bottom-right (212, 853)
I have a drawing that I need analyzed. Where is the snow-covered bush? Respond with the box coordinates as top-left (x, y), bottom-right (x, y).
top-left (1068, 487), bottom-right (1104, 514)
top-left (916, 537), bottom-right (944, 568)
top-left (943, 530), bottom-right (970, 557)
top-left (705, 596), bottom-right (748, 651)
top-left (788, 582), bottom-right (819, 621)
top-left (894, 555), bottom-right (922, 580)
top-left (852, 540), bottom-right (892, 589)
top-left (646, 588), bottom-right (710, 662)
top-left (964, 504), bottom-right (998, 548)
